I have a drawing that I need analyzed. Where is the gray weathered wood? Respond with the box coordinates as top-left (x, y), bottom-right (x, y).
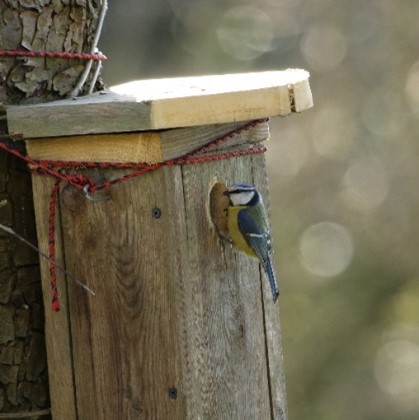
top-left (7, 70), bottom-right (312, 138)
top-left (31, 176), bottom-right (77, 420)
top-left (58, 167), bottom-right (186, 419)
top-left (252, 154), bottom-right (288, 419)
top-left (27, 120), bottom-right (288, 418)
top-left (179, 156), bottom-right (274, 418)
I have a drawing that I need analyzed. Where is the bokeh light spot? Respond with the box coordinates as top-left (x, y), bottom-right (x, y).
top-left (374, 339), bottom-right (419, 411)
top-left (216, 6), bottom-right (274, 61)
top-left (299, 222), bottom-right (353, 277)
top-left (300, 24), bottom-right (347, 72)
top-left (311, 105), bottom-right (357, 160)
top-left (341, 157), bottom-right (389, 212)
top-left (362, 88), bottom-right (407, 137)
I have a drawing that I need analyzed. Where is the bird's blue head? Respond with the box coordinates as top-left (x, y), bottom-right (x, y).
top-left (224, 183), bottom-right (260, 206)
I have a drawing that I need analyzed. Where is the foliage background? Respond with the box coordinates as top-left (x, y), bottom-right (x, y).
top-left (100, 1), bottom-right (419, 419)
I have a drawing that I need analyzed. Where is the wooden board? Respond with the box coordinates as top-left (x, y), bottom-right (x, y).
top-left (178, 156), bottom-right (273, 418)
top-left (25, 121), bottom-right (270, 163)
top-left (252, 154), bottom-right (288, 419)
top-left (7, 70), bottom-right (312, 139)
top-left (31, 176), bottom-right (77, 420)
top-left (26, 132), bottom-right (162, 163)
top-left (59, 168), bottom-right (186, 419)
top-left (29, 120), bottom-right (287, 418)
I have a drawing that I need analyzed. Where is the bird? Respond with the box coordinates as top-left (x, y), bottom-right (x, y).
top-left (223, 183), bottom-right (279, 302)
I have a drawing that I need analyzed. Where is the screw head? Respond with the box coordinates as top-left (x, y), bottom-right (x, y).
top-left (168, 387), bottom-right (177, 400)
top-left (152, 207), bottom-right (162, 219)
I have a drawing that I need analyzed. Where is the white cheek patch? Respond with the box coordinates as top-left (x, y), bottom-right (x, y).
top-left (229, 191), bottom-right (255, 206)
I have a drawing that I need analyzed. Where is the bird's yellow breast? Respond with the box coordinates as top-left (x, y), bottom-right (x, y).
top-left (227, 206), bottom-right (257, 257)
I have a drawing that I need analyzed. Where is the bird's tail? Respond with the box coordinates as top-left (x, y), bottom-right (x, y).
top-left (264, 257), bottom-right (279, 302)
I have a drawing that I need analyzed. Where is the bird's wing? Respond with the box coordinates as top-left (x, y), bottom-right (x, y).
top-left (237, 208), bottom-right (271, 261)
top-left (238, 208), bottom-right (279, 301)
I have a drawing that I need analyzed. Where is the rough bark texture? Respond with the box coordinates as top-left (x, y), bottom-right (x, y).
top-left (0, 151), bottom-right (49, 416)
top-left (0, 1), bottom-right (102, 416)
top-left (0, 0), bottom-right (103, 104)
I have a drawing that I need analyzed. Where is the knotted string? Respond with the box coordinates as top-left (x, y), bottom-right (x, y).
top-left (0, 118), bottom-right (268, 311)
top-left (0, 50), bottom-right (107, 61)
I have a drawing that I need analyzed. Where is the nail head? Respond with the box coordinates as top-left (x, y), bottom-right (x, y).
top-left (152, 207), bottom-right (162, 219)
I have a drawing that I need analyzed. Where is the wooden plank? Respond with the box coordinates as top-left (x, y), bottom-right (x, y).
top-left (59, 168), bottom-right (186, 419)
top-left (26, 132), bottom-right (162, 163)
top-left (25, 120), bottom-right (270, 163)
top-left (160, 120), bottom-right (270, 161)
top-left (6, 70), bottom-right (312, 138)
top-left (30, 176), bottom-right (77, 420)
top-left (252, 154), bottom-right (288, 419)
top-left (168, 128), bottom-right (286, 418)
top-left (178, 155), bottom-right (274, 418)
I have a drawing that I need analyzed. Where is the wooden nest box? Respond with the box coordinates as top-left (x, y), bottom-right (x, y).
top-left (6, 69), bottom-right (312, 419)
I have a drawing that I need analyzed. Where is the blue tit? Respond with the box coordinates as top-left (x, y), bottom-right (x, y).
top-left (224, 183), bottom-right (279, 302)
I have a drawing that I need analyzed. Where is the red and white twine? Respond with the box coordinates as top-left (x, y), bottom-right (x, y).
top-left (0, 118), bottom-right (268, 311)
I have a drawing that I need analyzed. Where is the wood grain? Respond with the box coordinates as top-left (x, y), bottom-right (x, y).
top-left (26, 132), bottom-right (162, 163)
top-left (28, 120), bottom-right (287, 419)
top-left (252, 154), bottom-right (288, 419)
top-left (25, 120), bottom-right (270, 163)
top-left (160, 120), bottom-right (270, 161)
top-left (7, 70), bottom-right (312, 138)
top-left (179, 155), bottom-right (274, 418)
top-left (30, 176), bottom-right (77, 420)
top-left (59, 168), bottom-right (186, 419)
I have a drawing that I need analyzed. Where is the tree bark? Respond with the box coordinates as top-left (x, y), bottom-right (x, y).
top-left (0, 1), bottom-right (103, 416)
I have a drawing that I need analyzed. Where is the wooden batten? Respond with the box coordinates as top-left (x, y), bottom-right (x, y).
top-left (11, 70), bottom-right (313, 419)
top-left (25, 120), bottom-right (270, 163)
top-left (7, 69), bottom-right (312, 139)
top-left (26, 132), bottom-right (163, 163)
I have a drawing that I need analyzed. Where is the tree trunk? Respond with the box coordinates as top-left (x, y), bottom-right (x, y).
top-left (0, 1), bottom-right (103, 416)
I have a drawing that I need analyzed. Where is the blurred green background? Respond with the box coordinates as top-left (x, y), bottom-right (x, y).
top-left (100, 1), bottom-right (419, 419)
